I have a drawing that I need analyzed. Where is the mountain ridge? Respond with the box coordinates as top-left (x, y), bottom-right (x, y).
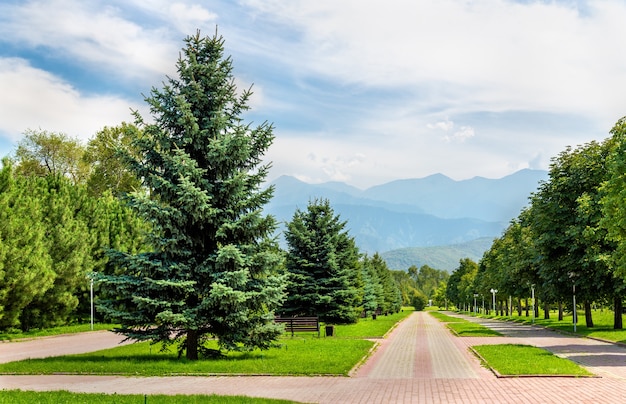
top-left (265, 169), bottom-right (548, 271)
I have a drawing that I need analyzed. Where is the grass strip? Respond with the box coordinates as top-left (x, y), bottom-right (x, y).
top-left (332, 309), bottom-right (412, 338)
top-left (429, 311), bottom-right (501, 336)
top-left (446, 322), bottom-right (502, 337)
top-left (472, 344), bottom-right (593, 377)
top-left (0, 337), bottom-right (373, 376)
top-left (428, 311), bottom-right (467, 323)
top-left (0, 390), bottom-right (298, 403)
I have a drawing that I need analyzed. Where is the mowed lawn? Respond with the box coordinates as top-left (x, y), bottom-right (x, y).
top-left (0, 310), bottom-right (412, 377)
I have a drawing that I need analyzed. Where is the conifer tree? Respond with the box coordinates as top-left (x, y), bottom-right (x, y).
top-left (282, 199), bottom-right (360, 324)
top-left (97, 31), bottom-right (285, 360)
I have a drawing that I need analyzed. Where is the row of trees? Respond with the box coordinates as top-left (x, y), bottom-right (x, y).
top-left (446, 118), bottom-right (626, 329)
top-left (0, 159), bottom-right (145, 331)
top-left (0, 31), bottom-right (404, 360)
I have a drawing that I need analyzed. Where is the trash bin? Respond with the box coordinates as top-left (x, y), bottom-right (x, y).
top-left (325, 325), bottom-right (334, 337)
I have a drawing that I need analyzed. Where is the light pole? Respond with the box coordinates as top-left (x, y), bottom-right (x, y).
top-left (90, 275), bottom-right (94, 331)
top-left (473, 294), bottom-right (478, 315)
top-left (531, 284), bottom-right (535, 324)
top-left (490, 288), bottom-right (498, 315)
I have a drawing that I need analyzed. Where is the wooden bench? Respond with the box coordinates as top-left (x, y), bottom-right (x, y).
top-left (275, 316), bottom-right (320, 337)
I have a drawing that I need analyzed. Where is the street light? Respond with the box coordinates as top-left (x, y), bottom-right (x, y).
top-left (473, 294), bottom-right (478, 315)
top-left (490, 288), bottom-right (498, 315)
top-left (87, 273), bottom-right (95, 331)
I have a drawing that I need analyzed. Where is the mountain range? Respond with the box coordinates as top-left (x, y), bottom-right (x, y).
top-left (264, 169), bottom-right (548, 271)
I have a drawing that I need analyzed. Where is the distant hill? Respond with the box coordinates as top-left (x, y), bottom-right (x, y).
top-left (381, 237), bottom-right (496, 271)
top-left (265, 169), bottom-right (548, 269)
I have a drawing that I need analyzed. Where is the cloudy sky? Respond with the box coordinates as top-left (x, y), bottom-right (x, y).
top-left (1, 0), bottom-right (625, 189)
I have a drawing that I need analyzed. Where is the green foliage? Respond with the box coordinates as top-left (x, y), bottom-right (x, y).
top-left (97, 31), bottom-right (285, 359)
top-left (408, 264), bottom-right (449, 298)
top-left (83, 123), bottom-right (142, 197)
top-left (282, 199), bottom-right (361, 323)
top-left (0, 159), bottom-right (146, 331)
top-left (0, 162), bottom-right (53, 330)
top-left (445, 258), bottom-right (478, 308)
top-left (13, 129), bottom-right (89, 184)
top-left (410, 291), bottom-right (428, 311)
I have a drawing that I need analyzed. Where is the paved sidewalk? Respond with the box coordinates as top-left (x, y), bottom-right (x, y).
top-left (0, 331), bottom-right (129, 364)
top-left (2, 312), bottom-right (626, 403)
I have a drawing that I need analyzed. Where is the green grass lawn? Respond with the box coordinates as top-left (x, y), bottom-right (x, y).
top-left (0, 390), bottom-right (299, 404)
top-left (0, 309), bottom-right (414, 377)
top-left (472, 344), bottom-right (593, 376)
top-left (0, 337), bottom-right (373, 376)
top-left (332, 309), bottom-right (412, 338)
top-left (429, 311), bottom-right (502, 336)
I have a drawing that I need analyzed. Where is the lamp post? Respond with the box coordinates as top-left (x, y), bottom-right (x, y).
top-left (531, 284), bottom-right (535, 324)
top-left (473, 294), bottom-right (478, 315)
top-left (490, 288), bottom-right (498, 315)
top-left (90, 274), bottom-right (94, 331)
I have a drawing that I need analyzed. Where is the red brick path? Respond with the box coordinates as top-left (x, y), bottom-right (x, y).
top-left (2, 312), bottom-right (626, 403)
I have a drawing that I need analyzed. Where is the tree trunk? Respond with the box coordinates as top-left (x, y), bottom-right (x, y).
top-left (584, 301), bottom-right (594, 328)
top-left (517, 299), bottom-right (522, 316)
top-left (525, 298), bottom-right (529, 317)
top-left (558, 302), bottom-right (563, 321)
top-left (614, 297), bottom-right (623, 330)
top-left (544, 300), bottom-right (550, 319)
top-left (186, 329), bottom-right (199, 360)
top-left (534, 297), bottom-right (539, 319)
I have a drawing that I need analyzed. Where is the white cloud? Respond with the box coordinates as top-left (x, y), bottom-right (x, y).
top-left (242, 0), bottom-right (626, 123)
top-left (0, 0), bottom-right (179, 83)
top-left (444, 126), bottom-right (475, 143)
top-left (0, 58), bottom-right (140, 142)
top-left (427, 118), bottom-right (454, 132)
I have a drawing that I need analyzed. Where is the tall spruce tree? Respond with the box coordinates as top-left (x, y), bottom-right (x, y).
top-left (282, 199), bottom-right (360, 324)
top-left (97, 31), bottom-right (285, 359)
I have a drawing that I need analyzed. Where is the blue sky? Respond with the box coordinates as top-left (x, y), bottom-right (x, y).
top-left (1, 0), bottom-right (625, 189)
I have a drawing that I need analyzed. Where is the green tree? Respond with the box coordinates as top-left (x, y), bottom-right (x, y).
top-left (370, 253), bottom-right (402, 314)
top-left (531, 140), bottom-right (617, 328)
top-left (282, 198), bottom-right (361, 323)
top-left (361, 256), bottom-right (384, 316)
top-left (84, 123), bottom-right (142, 197)
top-left (97, 31), bottom-right (286, 360)
top-left (409, 264), bottom-right (449, 299)
top-left (0, 160), bottom-right (54, 331)
top-left (446, 258), bottom-right (477, 310)
top-left (21, 176), bottom-right (93, 329)
top-left (14, 129), bottom-right (89, 184)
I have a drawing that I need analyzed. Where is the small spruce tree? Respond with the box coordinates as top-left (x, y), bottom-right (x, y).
top-left (282, 199), bottom-right (360, 324)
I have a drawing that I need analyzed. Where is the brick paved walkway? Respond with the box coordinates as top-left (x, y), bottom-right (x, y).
top-left (3, 312), bottom-right (626, 403)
